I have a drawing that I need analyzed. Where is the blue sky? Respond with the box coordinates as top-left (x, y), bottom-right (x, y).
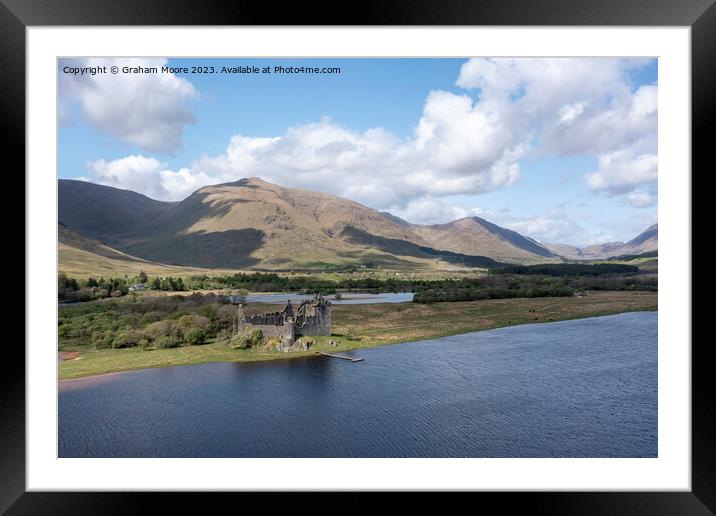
top-left (59, 57), bottom-right (657, 246)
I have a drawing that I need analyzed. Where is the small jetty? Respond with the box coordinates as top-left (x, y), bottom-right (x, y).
top-left (318, 351), bottom-right (364, 362)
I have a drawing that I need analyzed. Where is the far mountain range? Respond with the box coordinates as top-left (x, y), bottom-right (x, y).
top-left (58, 178), bottom-right (657, 271)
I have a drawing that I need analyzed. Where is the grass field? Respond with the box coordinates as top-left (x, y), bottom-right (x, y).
top-left (58, 248), bottom-right (487, 281)
top-left (59, 290), bottom-right (657, 380)
top-left (58, 241), bottom-right (246, 279)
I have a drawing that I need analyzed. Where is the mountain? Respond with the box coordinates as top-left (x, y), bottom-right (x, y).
top-left (58, 179), bottom-right (176, 246)
top-left (544, 224), bottom-right (658, 260)
top-left (413, 216), bottom-right (557, 265)
top-left (618, 224), bottom-right (658, 256)
top-left (58, 178), bottom-right (561, 270)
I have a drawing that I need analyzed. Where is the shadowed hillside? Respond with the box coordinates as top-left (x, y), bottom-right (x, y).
top-left (59, 177), bottom-right (569, 270)
top-left (58, 179), bottom-right (176, 246)
top-left (58, 224), bottom-right (218, 278)
top-left (413, 216), bottom-right (558, 265)
top-left (339, 225), bottom-right (503, 268)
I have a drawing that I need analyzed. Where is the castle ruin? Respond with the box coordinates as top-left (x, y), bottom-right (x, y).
top-left (235, 294), bottom-right (332, 345)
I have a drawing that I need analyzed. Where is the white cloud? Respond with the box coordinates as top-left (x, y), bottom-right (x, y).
top-left (483, 208), bottom-right (617, 247)
top-left (540, 84), bottom-right (657, 157)
top-left (457, 58), bottom-right (658, 202)
top-left (625, 190), bottom-right (658, 208)
top-left (390, 197), bottom-right (616, 247)
top-left (87, 155), bottom-right (210, 202)
top-left (389, 196), bottom-right (476, 225)
top-left (60, 58), bottom-right (198, 153)
top-left (78, 58), bottom-right (657, 241)
top-left (186, 109), bottom-right (523, 209)
top-left (585, 139), bottom-right (658, 195)
top-left (558, 102), bottom-right (587, 124)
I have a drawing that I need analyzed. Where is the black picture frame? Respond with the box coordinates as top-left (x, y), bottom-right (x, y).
top-left (5, 0), bottom-right (709, 512)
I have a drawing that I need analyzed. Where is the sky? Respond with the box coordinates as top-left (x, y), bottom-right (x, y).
top-left (58, 57), bottom-right (658, 247)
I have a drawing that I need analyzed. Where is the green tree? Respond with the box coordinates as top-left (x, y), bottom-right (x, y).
top-left (112, 330), bottom-right (144, 348)
top-left (183, 327), bottom-right (206, 345)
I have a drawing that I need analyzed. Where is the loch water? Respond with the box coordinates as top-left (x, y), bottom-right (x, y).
top-left (59, 311), bottom-right (657, 458)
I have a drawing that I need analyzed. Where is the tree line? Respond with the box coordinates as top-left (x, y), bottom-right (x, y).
top-left (411, 270), bottom-right (656, 304)
top-left (59, 271), bottom-right (188, 302)
top-left (490, 263), bottom-right (640, 276)
top-left (59, 264), bottom-right (656, 305)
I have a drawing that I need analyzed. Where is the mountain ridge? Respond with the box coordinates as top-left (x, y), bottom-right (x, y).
top-left (544, 224), bottom-right (658, 260)
top-left (58, 178), bottom-right (654, 269)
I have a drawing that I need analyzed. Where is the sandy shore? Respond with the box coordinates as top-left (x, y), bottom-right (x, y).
top-left (58, 351), bottom-right (82, 362)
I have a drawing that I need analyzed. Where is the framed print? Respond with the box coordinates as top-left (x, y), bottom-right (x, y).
top-left (6, 0), bottom-right (712, 512)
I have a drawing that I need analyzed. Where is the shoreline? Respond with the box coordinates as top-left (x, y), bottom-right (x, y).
top-left (59, 301), bottom-right (657, 381)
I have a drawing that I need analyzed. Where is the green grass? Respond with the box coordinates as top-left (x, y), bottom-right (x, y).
top-left (59, 290), bottom-right (657, 380)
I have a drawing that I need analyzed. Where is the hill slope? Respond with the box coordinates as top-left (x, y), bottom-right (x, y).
top-left (618, 224), bottom-right (658, 256)
top-left (413, 216), bottom-right (558, 265)
top-left (58, 179), bottom-right (176, 247)
top-left (58, 224), bottom-right (208, 278)
top-left (58, 178), bottom-right (561, 269)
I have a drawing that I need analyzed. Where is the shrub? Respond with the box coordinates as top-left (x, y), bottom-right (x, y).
top-left (214, 329), bottom-right (233, 346)
top-left (144, 320), bottom-right (181, 340)
top-left (199, 303), bottom-right (219, 320)
top-left (265, 337), bottom-right (281, 350)
top-left (230, 329), bottom-right (263, 349)
top-left (118, 313), bottom-right (142, 327)
top-left (91, 330), bottom-right (115, 349)
top-left (177, 314), bottom-right (211, 331)
top-left (58, 324), bottom-right (71, 339)
top-left (170, 310), bottom-right (191, 320)
top-left (112, 329), bottom-right (144, 349)
top-left (183, 327), bottom-right (207, 346)
top-left (155, 335), bottom-right (182, 349)
top-left (141, 311), bottom-right (165, 325)
top-left (215, 305), bottom-right (239, 330)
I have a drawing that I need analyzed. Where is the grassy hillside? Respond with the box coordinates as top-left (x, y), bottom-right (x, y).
top-left (120, 178), bottom-right (473, 269)
top-left (58, 177), bottom-right (582, 270)
top-left (60, 178), bottom-right (521, 270)
top-left (58, 224), bottom-right (241, 278)
top-left (414, 216), bottom-right (559, 265)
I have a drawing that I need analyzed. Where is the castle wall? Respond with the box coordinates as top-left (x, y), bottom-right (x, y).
top-left (236, 297), bottom-right (330, 342)
top-left (295, 303), bottom-right (331, 336)
top-left (238, 320), bottom-right (295, 341)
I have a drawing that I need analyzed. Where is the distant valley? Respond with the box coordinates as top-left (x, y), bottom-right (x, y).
top-left (544, 224), bottom-right (658, 261)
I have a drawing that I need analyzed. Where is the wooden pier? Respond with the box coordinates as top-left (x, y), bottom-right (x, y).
top-left (318, 351), bottom-right (364, 362)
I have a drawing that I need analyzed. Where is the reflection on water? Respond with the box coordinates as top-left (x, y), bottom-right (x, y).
top-left (59, 311), bottom-right (657, 458)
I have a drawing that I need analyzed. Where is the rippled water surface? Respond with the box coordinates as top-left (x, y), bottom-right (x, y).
top-left (59, 311), bottom-right (657, 457)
